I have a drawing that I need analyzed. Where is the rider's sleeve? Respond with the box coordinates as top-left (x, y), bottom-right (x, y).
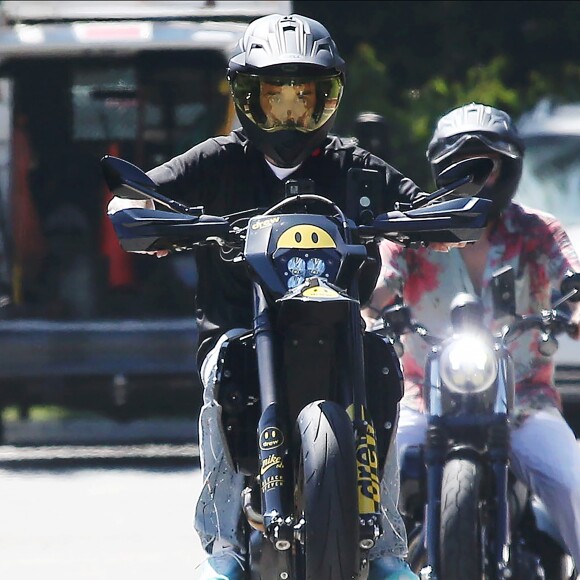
top-left (397, 175), bottom-right (427, 204)
top-left (543, 215), bottom-right (580, 284)
top-left (359, 149), bottom-right (425, 209)
top-left (145, 137), bottom-right (226, 206)
top-left (364, 240), bottom-right (408, 313)
top-left (546, 218), bottom-right (580, 336)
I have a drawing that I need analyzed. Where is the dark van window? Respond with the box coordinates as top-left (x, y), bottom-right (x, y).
top-left (8, 51), bottom-right (231, 320)
top-left (72, 67), bottom-right (139, 141)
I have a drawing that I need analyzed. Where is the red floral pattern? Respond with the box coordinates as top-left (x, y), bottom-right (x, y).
top-left (378, 202), bottom-right (580, 417)
top-left (404, 252), bottom-right (442, 305)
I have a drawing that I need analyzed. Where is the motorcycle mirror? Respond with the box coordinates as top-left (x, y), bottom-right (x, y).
top-left (490, 265), bottom-right (516, 320)
top-left (436, 156), bottom-right (494, 195)
top-left (101, 155), bottom-right (159, 201)
top-left (411, 157), bottom-right (494, 209)
top-left (560, 271), bottom-right (580, 302)
top-left (101, 155), bottom-right (198, 215)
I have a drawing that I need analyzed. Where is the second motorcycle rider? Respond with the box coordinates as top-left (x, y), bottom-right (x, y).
top-left (362, 102), bottom-right (580, 574)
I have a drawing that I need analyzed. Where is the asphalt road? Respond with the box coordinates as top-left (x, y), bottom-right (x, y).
top-left (0, 463), bottom-right (208, 580)
top-left (1, 419), bottom-right (578, 580)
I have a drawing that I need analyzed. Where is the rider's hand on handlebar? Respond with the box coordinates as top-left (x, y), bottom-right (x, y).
top-left (133, 249), bottom-right (170, 258)
top-left (108, 197), bottom-right (169, 257)
top-left (361, 305), bottom-right (383, 332)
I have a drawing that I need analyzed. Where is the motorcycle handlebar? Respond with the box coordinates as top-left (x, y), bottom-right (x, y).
top-left (383, 306), bottom-right (575, 348)
top-left (358, 197), bottom-right (492, 245)
top-left (109, 208), bottom-right (233, 253)
top-left (503, 309), bottom-right (575, 343)
top-left (111, 194), bottom-right (492, 254)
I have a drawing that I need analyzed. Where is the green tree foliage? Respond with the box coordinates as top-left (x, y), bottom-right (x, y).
top-left (294, 0), bottom-right (580, 187)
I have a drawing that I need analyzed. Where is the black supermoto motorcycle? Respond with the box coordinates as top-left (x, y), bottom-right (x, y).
top-left (101, 154), bottom-right (493, 580)
top-left (380, 266), bottom-right (580, 580)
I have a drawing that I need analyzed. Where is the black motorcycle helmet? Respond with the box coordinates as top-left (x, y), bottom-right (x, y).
top-left (227, 13), bottom-right (346, 168)
top-left (426, 103), bottom-right (525, 216)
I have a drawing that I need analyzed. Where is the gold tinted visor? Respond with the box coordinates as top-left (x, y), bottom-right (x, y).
top-left (231, 73), bottom-right (343, 133)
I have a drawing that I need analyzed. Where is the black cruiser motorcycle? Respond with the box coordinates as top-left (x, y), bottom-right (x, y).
top-left (380, 266), bottom-right (580, 580)
top-left (101, 155), bottom-right (493, 580)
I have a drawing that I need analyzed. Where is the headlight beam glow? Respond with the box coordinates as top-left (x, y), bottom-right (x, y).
top-left (439, 335), bottom-right (498, 394)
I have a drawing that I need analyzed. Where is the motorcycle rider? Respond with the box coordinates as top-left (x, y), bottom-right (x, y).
top-left (108, 13), bottom-right (425, 580)
top-left (361, 102), bottom-right (580, 569)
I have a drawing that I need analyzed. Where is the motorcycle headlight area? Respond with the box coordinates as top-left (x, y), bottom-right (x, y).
top-left (439, 336), bottom-right (498, 394)
top-left (274, 252), bottom-right (338, 290)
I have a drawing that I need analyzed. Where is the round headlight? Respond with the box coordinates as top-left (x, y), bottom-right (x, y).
top-left (307, 258), bottom-right (326, 276)
top-left (287, 275), bottom-right (305, 289)
top-left (439, 335), bottom-right (498, 394)
top-left (288, 257), bottom-right (306, 276)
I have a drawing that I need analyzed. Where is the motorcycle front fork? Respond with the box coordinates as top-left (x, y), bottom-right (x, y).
top-left (423, 419), bottom-right (512, 580)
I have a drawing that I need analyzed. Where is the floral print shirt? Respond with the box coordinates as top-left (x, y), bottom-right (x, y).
top-left (377, 202), bottom-right (580, 420)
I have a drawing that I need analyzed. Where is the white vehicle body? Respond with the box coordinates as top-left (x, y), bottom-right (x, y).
top-left (0, 0), bottom-right (292, 418)
top-left (516, 100), bottom-right (580, 405)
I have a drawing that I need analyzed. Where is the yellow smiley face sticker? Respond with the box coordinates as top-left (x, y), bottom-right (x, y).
top-left (302, 286), bottom-right (340, 298)
top-left (276, 225), bottom-right (336, 250)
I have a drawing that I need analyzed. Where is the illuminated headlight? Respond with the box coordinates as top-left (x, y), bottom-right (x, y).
top-left (439, 336), bottom-right (498, 394)
top-left (307, 258), bottom-right (326, 276)
top-left (288, 257), bottom-right (306, 276)
top-left (284, 256), bottom-right (329, 289)
top-left (287, 275), bottom-right (305, 289)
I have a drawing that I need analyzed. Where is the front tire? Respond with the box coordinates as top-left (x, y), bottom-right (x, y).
top-left (295, 401), bottom-right (359, 580)
top-left (439, 457), bottom-right (483, 580)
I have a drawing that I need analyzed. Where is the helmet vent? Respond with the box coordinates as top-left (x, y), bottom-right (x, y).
top-left (281, 24), bottom-right (301, 55)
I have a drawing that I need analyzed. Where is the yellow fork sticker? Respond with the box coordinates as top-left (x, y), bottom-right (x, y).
top-left (347, 405), bottom-right (381, 514)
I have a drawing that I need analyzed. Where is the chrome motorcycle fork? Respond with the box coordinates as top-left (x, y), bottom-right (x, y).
top-left (488, 415), bottom-right (510, 579)
top-left (489, 353), bottom-right (513, 579)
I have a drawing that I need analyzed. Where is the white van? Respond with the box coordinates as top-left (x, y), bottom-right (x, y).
top-left (516, 100), bottom-right (580, 429)
top-left (0, 1), bottom-right (291, 422)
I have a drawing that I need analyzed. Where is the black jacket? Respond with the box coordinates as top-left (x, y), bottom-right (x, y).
top-left (147, 129), bottom-right (421, 336)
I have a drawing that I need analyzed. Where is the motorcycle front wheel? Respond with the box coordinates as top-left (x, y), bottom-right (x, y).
top-left (294, 401), bottom-right (360, 580)
top-left (439, 457), bottom-right (484, 580)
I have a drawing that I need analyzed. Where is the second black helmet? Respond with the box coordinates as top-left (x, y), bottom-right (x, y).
top-left (427, 103), bottom-right (525, 216)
